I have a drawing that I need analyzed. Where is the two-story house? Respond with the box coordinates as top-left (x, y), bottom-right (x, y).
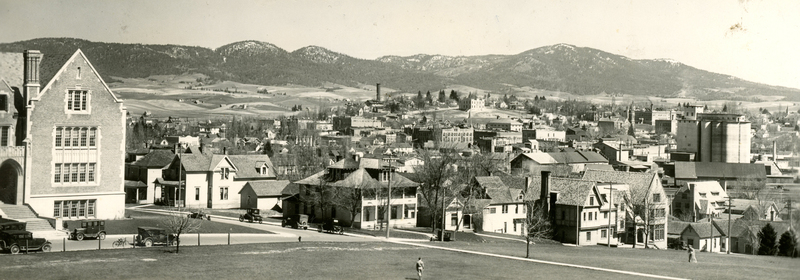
top-left (288, 157), bottom-right (419, 229)
top-left (125, 149), bottom-right (174, 204)
top-left (671, 181), bottom-right (728, 222)
top-left (583, 170), bottom-right (669, 249)
top-left (471, 176), bottom-right (527, 235)
top-left (524, 173), bottom-right (613, 245)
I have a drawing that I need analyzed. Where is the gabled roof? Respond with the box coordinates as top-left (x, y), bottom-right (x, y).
top-left (242, 180), bottom-right (292, 197)
top-left (228, 154), bottom-right (275, 178)
top-left (513, 151), bottom-right (607, 165)
top-left (328, 158), bottom-right (361, 169)
top-left (674, 162), bottom-right (766, 180)
top-left (523, 176), bottom-right (597, 206)
top-left (474, 176), bottom-right (507, 189)
top-left (682, 222), bottom-right (724, 238)
top-left (132, 150), bottom-right (175, 168)
top-left (668, 220), bottom-right (692, 236)
top-left (37, 49), bottom-right (121, 103)
top-left (0, 52), bottom-right (22, 88)
top-left (329, 168), bottom-right (381, 188)
top-left (582, 170), bottom-right (659, 202)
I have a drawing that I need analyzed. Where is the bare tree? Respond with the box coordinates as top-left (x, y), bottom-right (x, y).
top-left (160, 207), bottom-right (202, 253)
top-left (300, 178), bottom-right (335, 223)
top-left (524, 200), bottom-right (552, 258)
top-left (413, 148), bottom-right (461, 238)
top-left (331, 184), bottom-right (364, 228)
top-left (736, 174), bottom-right (766, 200)
top-left (627, 185), bottom-right (665, 249)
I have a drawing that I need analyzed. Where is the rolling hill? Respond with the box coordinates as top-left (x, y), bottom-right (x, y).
top-left (1, 38), bottom-right (797, 100)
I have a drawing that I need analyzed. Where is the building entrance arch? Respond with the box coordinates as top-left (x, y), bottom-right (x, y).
top-left (0, 159), bottom-right (23, 204)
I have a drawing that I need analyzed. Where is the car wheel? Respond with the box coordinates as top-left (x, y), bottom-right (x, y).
top-left (207, 216), bottom-right (211, 221)
top-left (239, 216), bottom-right (244, 222)
top-left (281, 221), bottom-right (286, 227)
top-left (41, 244), bottom-right (52, 252)
top-left (171, 240), bottom-right (177, 246)
top-left (258, 219), bottom-right (262, 224)
top-left (9, 244), bottom-right (20, 254)
top-left (144, 239), bottom-right (153, 247)
top-left (98, 232), bottom-right (106, 240)
top-left (76, 233), bottom-right (85, 241)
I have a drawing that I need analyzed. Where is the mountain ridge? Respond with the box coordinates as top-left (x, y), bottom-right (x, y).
top-left (1, 38), bottom-right (797, 100)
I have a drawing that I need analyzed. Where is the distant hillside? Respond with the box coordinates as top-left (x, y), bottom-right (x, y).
top-left (1, 38), bottom-right (798, 100)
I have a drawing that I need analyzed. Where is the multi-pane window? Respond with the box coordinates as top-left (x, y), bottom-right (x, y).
top-left (67, 90), bottom-right (88, 111)
top-left (0, 126), bottom-right (8, 146)
top-left (195, 187), bottom-right (200, 200)
top-left (54, 127), bottom-right (98, 184)
top-left (601, 229), bottom-right (607, 238)
top-left (53, 200), bottom-right (96, 218)
top-left (653, 193), bottom-right (661, 202)
top-left (502, 205), bottom-right (508, 214)
top-left (0, 94), bottom-right (6, 111)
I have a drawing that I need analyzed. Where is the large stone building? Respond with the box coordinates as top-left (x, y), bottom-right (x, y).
top-left (0, 49), bottom-right (127, 222)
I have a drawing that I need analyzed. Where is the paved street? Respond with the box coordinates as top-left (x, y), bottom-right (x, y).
top-left (41, 207), bottom-right (376, 253)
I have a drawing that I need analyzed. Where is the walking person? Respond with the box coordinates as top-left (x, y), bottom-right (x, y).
top-left (416, 257), bottom-right (424, 280)
top-left (687, 245), bottom-right (697, 263)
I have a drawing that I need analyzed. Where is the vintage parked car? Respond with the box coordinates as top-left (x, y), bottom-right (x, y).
top-left (281, 214), bottom-right (308, 230)
top-left (318, 219), bottom-right (343, 235)
top-left (63, 219), bottom-right (106, 241)
top-left (0, 230), bottom-right (52, 254)
top-left (239, 208), bottom-right (263, 224)
top-left (135, 227), bottom-right (176, 247)
top-left (0, 221), bottom-right (27, 232)
top-left (187, 211), bottom-right (211, 221)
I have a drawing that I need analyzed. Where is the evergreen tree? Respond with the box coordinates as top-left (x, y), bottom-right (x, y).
top-left (758, 223), bottom-right (778, 255)
top-left (438, 90), bottom-right (446, 103)
top-left (534, 95), bottom-right (539, 101)
top-left (425, 91), bottom-right (432, 104)
top-left (449, 90), bottom-right (459, 101)
top-left (778, 230), bottom-right (798, 257)
top-left (540, 96), bottom-right (546, 101)
top-left (627, 123), bottom-right (635, 136)
top-left (722, 104), bottom-right (728, 112)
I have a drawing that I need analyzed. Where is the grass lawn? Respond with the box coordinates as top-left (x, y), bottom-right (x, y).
top-left (435, 239), bottom-right (799, 280)
top-left (101, 209), bottom-right (274, 235)
top-left (0, 242), bottom-right (636, 280)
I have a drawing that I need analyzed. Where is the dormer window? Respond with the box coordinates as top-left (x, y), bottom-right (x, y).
top-left (260, 166), bottom-right (267, 175)
top-left (711, 192), bottom-right (719, 196)
top-left (699, 192), bottom-right (707, 198)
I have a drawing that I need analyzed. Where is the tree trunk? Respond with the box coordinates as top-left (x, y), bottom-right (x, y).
top-left (526, 237), bottom-right (530, 258)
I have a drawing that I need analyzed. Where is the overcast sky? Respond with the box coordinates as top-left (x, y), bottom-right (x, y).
top-left (2, 0), bottom-right (799, 89)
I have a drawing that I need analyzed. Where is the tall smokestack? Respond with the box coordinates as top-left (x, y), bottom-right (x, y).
top-left (773, 141), bottom-right (777, 161)
top-left (540, 171), bottom-right (550, 214)
top-left (376, 83), bottom-right (381, 102)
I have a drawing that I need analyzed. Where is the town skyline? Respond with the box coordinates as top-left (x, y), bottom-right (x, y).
top-left (2, 0), bottom-right (799, 89)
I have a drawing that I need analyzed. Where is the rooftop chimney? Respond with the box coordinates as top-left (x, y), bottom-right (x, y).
top-left (376, 83), bottom-right (381, 102)
top-left (540, 171), bottom-right (551, 214)
top-left (23, 50), bottom-right (42, 101)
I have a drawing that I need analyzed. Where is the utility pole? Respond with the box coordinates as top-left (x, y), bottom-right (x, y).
top-left (607, 184), bottom-right (617, 248)
top-left (385, 153), bottom-right (394, 239)
top-left (727, 196), bottom-right (733, 254)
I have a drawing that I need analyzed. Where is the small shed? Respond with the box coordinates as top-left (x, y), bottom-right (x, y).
top-left (239, 180), bottom-right (292, 211)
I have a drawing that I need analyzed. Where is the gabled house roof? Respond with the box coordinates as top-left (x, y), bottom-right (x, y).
top-left (132, 150), bottom-right (175, 168)
top-left (523, 176), bottom-right (598, 206)
top-left (513, 151), bottom-right (607, 165)
top-left (582, 170), bottom-right (659, 202)
top-left (682, 222), bottom-right (725, 238)
top-left (241, 181), bottom-right (292, 197)
top-left (228, 154), bottom-right (275, 178)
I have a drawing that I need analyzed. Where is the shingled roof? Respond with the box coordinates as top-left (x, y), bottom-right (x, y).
top-left (582, 170), bottom-right (658, 202)
top-left (0, 52), bottom-right (22, 88)
top-left (228, 155), bottom-right (275, 178)
top-left (241, 180), bottom-right (292, 197)
top-left (523, 176), bottom-right (597, 206)
top-left (132, 150), bottom-right (175, 168)
top-left (674, 162), bottom-right (766, 180)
